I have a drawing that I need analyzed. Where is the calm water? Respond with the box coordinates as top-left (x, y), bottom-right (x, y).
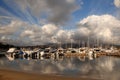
top-left (0, 52), bottom-right (120, 80)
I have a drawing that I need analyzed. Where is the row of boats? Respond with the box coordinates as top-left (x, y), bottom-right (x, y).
top-left (6, 47), bottom-right (120, 61)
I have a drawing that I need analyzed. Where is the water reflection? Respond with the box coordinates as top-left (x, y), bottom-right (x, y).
top-left (0, 54), bottom-right (120, 80)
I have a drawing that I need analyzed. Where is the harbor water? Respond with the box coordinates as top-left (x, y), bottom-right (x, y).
top-left (0, 52), bottom-right (120, 80)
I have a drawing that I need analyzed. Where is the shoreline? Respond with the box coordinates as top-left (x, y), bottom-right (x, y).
top-left (0, 69), bottom-right (102, 80)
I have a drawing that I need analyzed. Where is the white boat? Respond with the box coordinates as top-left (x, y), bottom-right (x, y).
top-left (6, 48), bottom-right (17, 61)
top-left (7, 48), bottom-right (16, 53)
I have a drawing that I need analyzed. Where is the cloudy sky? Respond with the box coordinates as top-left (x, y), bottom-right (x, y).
top-left (0, 0), bottom-right (120, 46)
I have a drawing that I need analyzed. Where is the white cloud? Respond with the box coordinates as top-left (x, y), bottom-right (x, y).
top-left (114, 0), bottom-right (120, 8)
top-left (0, 14), bottom-right (120, 46)
top-left (42, 24), bottom-right (58, 36)
top-left (54, 30), bottom-right (72, 43)
top-left (77, 14), bottom-right (120, 44)
top-left (0, 18), bottom-right (68, 46)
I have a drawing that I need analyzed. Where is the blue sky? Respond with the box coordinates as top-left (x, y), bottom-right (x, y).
top-left (73, 0), bottom-right (116, 20)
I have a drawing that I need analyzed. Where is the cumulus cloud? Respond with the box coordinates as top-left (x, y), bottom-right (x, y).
top-left (114, 0), bottom-right (120, 20)
top-left (77, 14), bottom-right (120, 45)
top-left (0, 14), bottom-right (120, 46)
top-left (54, 30), bottom-right (73, 43)
top-left (0, 17), bottom-right (35, 46)
top-left (114, 0), bottom-right (120, 8)
top-left (0, 17), bottom-right (69, 46)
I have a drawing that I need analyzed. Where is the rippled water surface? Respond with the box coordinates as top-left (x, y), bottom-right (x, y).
top-left (0, 52), bottom-right (120, 80)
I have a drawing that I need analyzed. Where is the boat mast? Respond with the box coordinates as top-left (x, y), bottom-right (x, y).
top-left (70, 30), bottom-right (73, 49)
top-left (112, 38), bottom-right (114, 48)
top-left (71, 39), bottom-right (72, 49)
top-left (87, 36), bottom-right (90, 48)
top-left (79, 40), bottom-right (80, 48)
top-left (82, 41), bottom-right (85, 48)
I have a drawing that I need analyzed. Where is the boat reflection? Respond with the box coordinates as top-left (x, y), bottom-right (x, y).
top-left (5, 51), bottom-right (65, 61)
top-left (5, 48), bottom-right (98, 61)
top-left (78, 56), bottom-right (86, 61)
top-left (5, 51), bottom-right (98, 61)
top-left (1, 53), bottom-right (120, 80)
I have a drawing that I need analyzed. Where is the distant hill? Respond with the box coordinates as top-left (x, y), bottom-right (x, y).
top-left (0, 42), bottom-right (119, 50)
top-left (0, 42), bottom-right (15, 50)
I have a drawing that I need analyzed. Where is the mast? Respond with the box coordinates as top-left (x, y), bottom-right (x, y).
top-left (111, 38), bottom-right (114, 48)
top-left (66, 42), bottom-right (67, 49)
top-left (71, 39), bottom-right (72, 49)
top-left (70, 30), bottom-right (73, 49)
top-left (79, 40), bottom-right (80, 48)
top-left (87, 36), bottom-right (90, 48)
top-left (82, 41), bottom-right (85, 48)
top-left (97, 37), bottom-right (99, 48)
top-left (60, 42), bottom-right (61, 48)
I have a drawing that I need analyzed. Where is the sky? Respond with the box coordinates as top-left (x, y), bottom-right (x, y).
top-left (0, 0), bottom-right (120, 46)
